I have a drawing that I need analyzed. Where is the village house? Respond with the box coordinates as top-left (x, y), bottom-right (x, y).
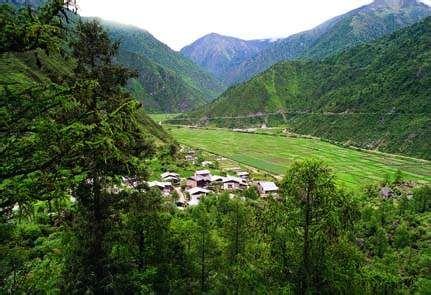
top-left (236, 171), bottom-right (250, 181)
top-left (148, 181), bottom-right (174, 196)
top-left (211, 175), bottom-right (224, 182)
top-left (161, 172), bottom-right (180, 185)
top-left (187, 169), bottom-right (213, 188)
top-left (257, 181), bottom-right (279, 196)
top-left (222, 176), bottom-right (248, 191)
top-left (186, 178), bottom-right (205, 189)
top-left (380, 186), bottom-right (393, 199)
top-left (187, 187), bottom-right (212, 206)
top-left (195, 170), bottom-right (212, 180)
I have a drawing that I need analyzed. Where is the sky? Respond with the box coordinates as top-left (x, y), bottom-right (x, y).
top-left (78, 0), bottom-right (431, 51)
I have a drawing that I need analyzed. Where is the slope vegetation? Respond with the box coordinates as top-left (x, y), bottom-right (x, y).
top-left (226, 0), bottom-right (431, 84)
top-left (102, 21), bottom-right (225, 110)
top-left (0, 49), bottom-right (172, 142)
top-left (177, 17), bottom-right (431, 159)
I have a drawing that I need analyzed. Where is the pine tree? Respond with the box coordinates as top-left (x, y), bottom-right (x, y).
top-left (62, 20), bottom-right (155, 293)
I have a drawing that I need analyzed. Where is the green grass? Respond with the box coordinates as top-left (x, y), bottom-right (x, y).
top-left (148, 113), bottom-right (181, 123)
top-left (168, 127), bottom-right (431, 190)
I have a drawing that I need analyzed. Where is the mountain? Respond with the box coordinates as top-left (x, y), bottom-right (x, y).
top-left (178, 17), bottom-right (431, 159)
top-left (0, 0), bottom-right (45, 6)
top-left (101, 21), bottom-right (225, 111)
top-left (118, 50), bottom-right (208, 113)
top-left (0, 49), bottom-right (172, 142)
top-left (0, 0), bottom-right (225, 113)
top-left (222, 0), bottom-right (431, 85)
top-left (180, 33), bottom-right (272, 85)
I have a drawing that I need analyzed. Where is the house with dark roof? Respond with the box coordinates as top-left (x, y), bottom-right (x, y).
top-left (222, 176), bottom-right (248, 191)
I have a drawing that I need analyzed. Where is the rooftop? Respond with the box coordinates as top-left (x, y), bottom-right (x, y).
top-left (258, 181), bottom-right (279, 192)
top-left (195, 170), bottom-right (211, 175)
top-left (161, 172), bottom-right (180, 178)
top-left (148, 181), bottom-right (173, 188)
top-left (187, 187), bottom-right (211, 195)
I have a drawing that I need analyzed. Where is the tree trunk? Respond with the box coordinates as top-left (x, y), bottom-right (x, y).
top-left (200, 231), bottom-right (206, 293)
top-left (302, 186), bottom-right (312, 294)
top-left (92, 175), bottom-right (105, 292)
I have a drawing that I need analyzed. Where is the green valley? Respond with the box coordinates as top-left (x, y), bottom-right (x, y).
top-left (102, 20), bottom-right (225, 112)
top-left (2, 1), bottom-right (431, 294)
top-left (177, 17), bottom-right (431, 160)
top-left (168, 127), bottom-right (431, 190)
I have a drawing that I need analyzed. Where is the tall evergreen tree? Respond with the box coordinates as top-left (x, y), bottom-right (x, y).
top-left (61, 20), bottom-right (155, 293)
top-left (281, 160), bottom-right (361, 294)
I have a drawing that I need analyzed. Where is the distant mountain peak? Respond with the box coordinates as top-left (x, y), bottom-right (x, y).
top-left (372, 0), bottom-right (420, 9)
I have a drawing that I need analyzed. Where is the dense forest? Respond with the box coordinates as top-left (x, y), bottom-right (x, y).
top-left (1, 1), bottom-right (431, 294)
top-left (101, 20), bottom-right (225, 113)
top-left (177, 17), bottom-right (431, 160)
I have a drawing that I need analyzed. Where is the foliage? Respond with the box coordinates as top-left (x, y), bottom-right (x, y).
top-left (168, 127), bottom-right (431, 190)
top-left (224, 0), bottom-right (431, 85)
top-left (180, 17), bottom-right (431, 159)
top-left (1, 1), bottom-right (430, 294)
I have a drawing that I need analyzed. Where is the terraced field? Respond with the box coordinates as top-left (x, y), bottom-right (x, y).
top-left (169, 127), bottom-right (431, 190)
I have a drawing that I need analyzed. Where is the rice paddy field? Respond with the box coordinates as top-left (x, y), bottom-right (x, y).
top-left (168, 127), bottom-right (431, 190)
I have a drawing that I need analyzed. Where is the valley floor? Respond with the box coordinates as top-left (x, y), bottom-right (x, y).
top-left (167, 126), bottom-right (431, 190)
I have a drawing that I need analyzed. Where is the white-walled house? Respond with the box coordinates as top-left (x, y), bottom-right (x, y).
top-left (161, 172), bottom-right (180, 185)
top-left (222, 176), bottom-right (248, 191)
top-left (195, 170), bottom-right (212, 180)
top-left (236, 171), bottom-right (250, 181)
top-left (186, 187), bottom-right (211, 206)
top-left (257, 181), bottom-right (279, 196)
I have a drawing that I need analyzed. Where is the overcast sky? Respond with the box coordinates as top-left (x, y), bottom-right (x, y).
top-left (78, 0), bottom-right (431, 50)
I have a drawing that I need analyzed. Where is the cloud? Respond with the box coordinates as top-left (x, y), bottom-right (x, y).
top-left (78, 0), bottom-right (429, 50)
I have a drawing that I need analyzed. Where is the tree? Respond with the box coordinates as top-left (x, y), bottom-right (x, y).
top-left (281, 160), bottom-right (361, 294)
top-left (61, 20), bottom-right (155, 293)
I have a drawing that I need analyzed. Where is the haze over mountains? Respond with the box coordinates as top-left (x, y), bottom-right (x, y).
top-left (180, 34), bottom-right (272, 85)
top-left (181, 0), bottom-right (431, 86)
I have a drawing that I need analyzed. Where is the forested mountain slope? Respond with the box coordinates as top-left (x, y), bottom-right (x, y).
top-left (117, 50), bottom-right (208, 113)
top-left (101, 21), bottom-right (225, 107)
top-left (180, 33), bottom-right (271, 85)
top-left (0, 0), bottom-right (225, 113)
top-left (225, 0), bottom-right (431, 85)
top-left (180, 17), bottom-right (431, 159)
top-left (0, 49), bottom-right (172, 142)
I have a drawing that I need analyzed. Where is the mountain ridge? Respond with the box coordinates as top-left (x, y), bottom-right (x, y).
top-left (99, 19), bottom-right (225, 109)
top-left (177, 17), bottom-right (431, 159)
top-left (182, 0), bottom-right (431, 86)
top-left (0, 0), bottom-right (226, 113)
top-left (180, 33), bottom-right (272, 85)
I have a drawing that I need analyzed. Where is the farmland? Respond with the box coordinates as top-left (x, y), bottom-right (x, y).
top-left (168, 127), bottom-right (431, 190)
top-left (148, 113), bottom-right (181, 123)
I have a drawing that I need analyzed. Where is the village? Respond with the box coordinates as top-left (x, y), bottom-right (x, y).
top-left (142, 147), bottom-right (280, 208)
